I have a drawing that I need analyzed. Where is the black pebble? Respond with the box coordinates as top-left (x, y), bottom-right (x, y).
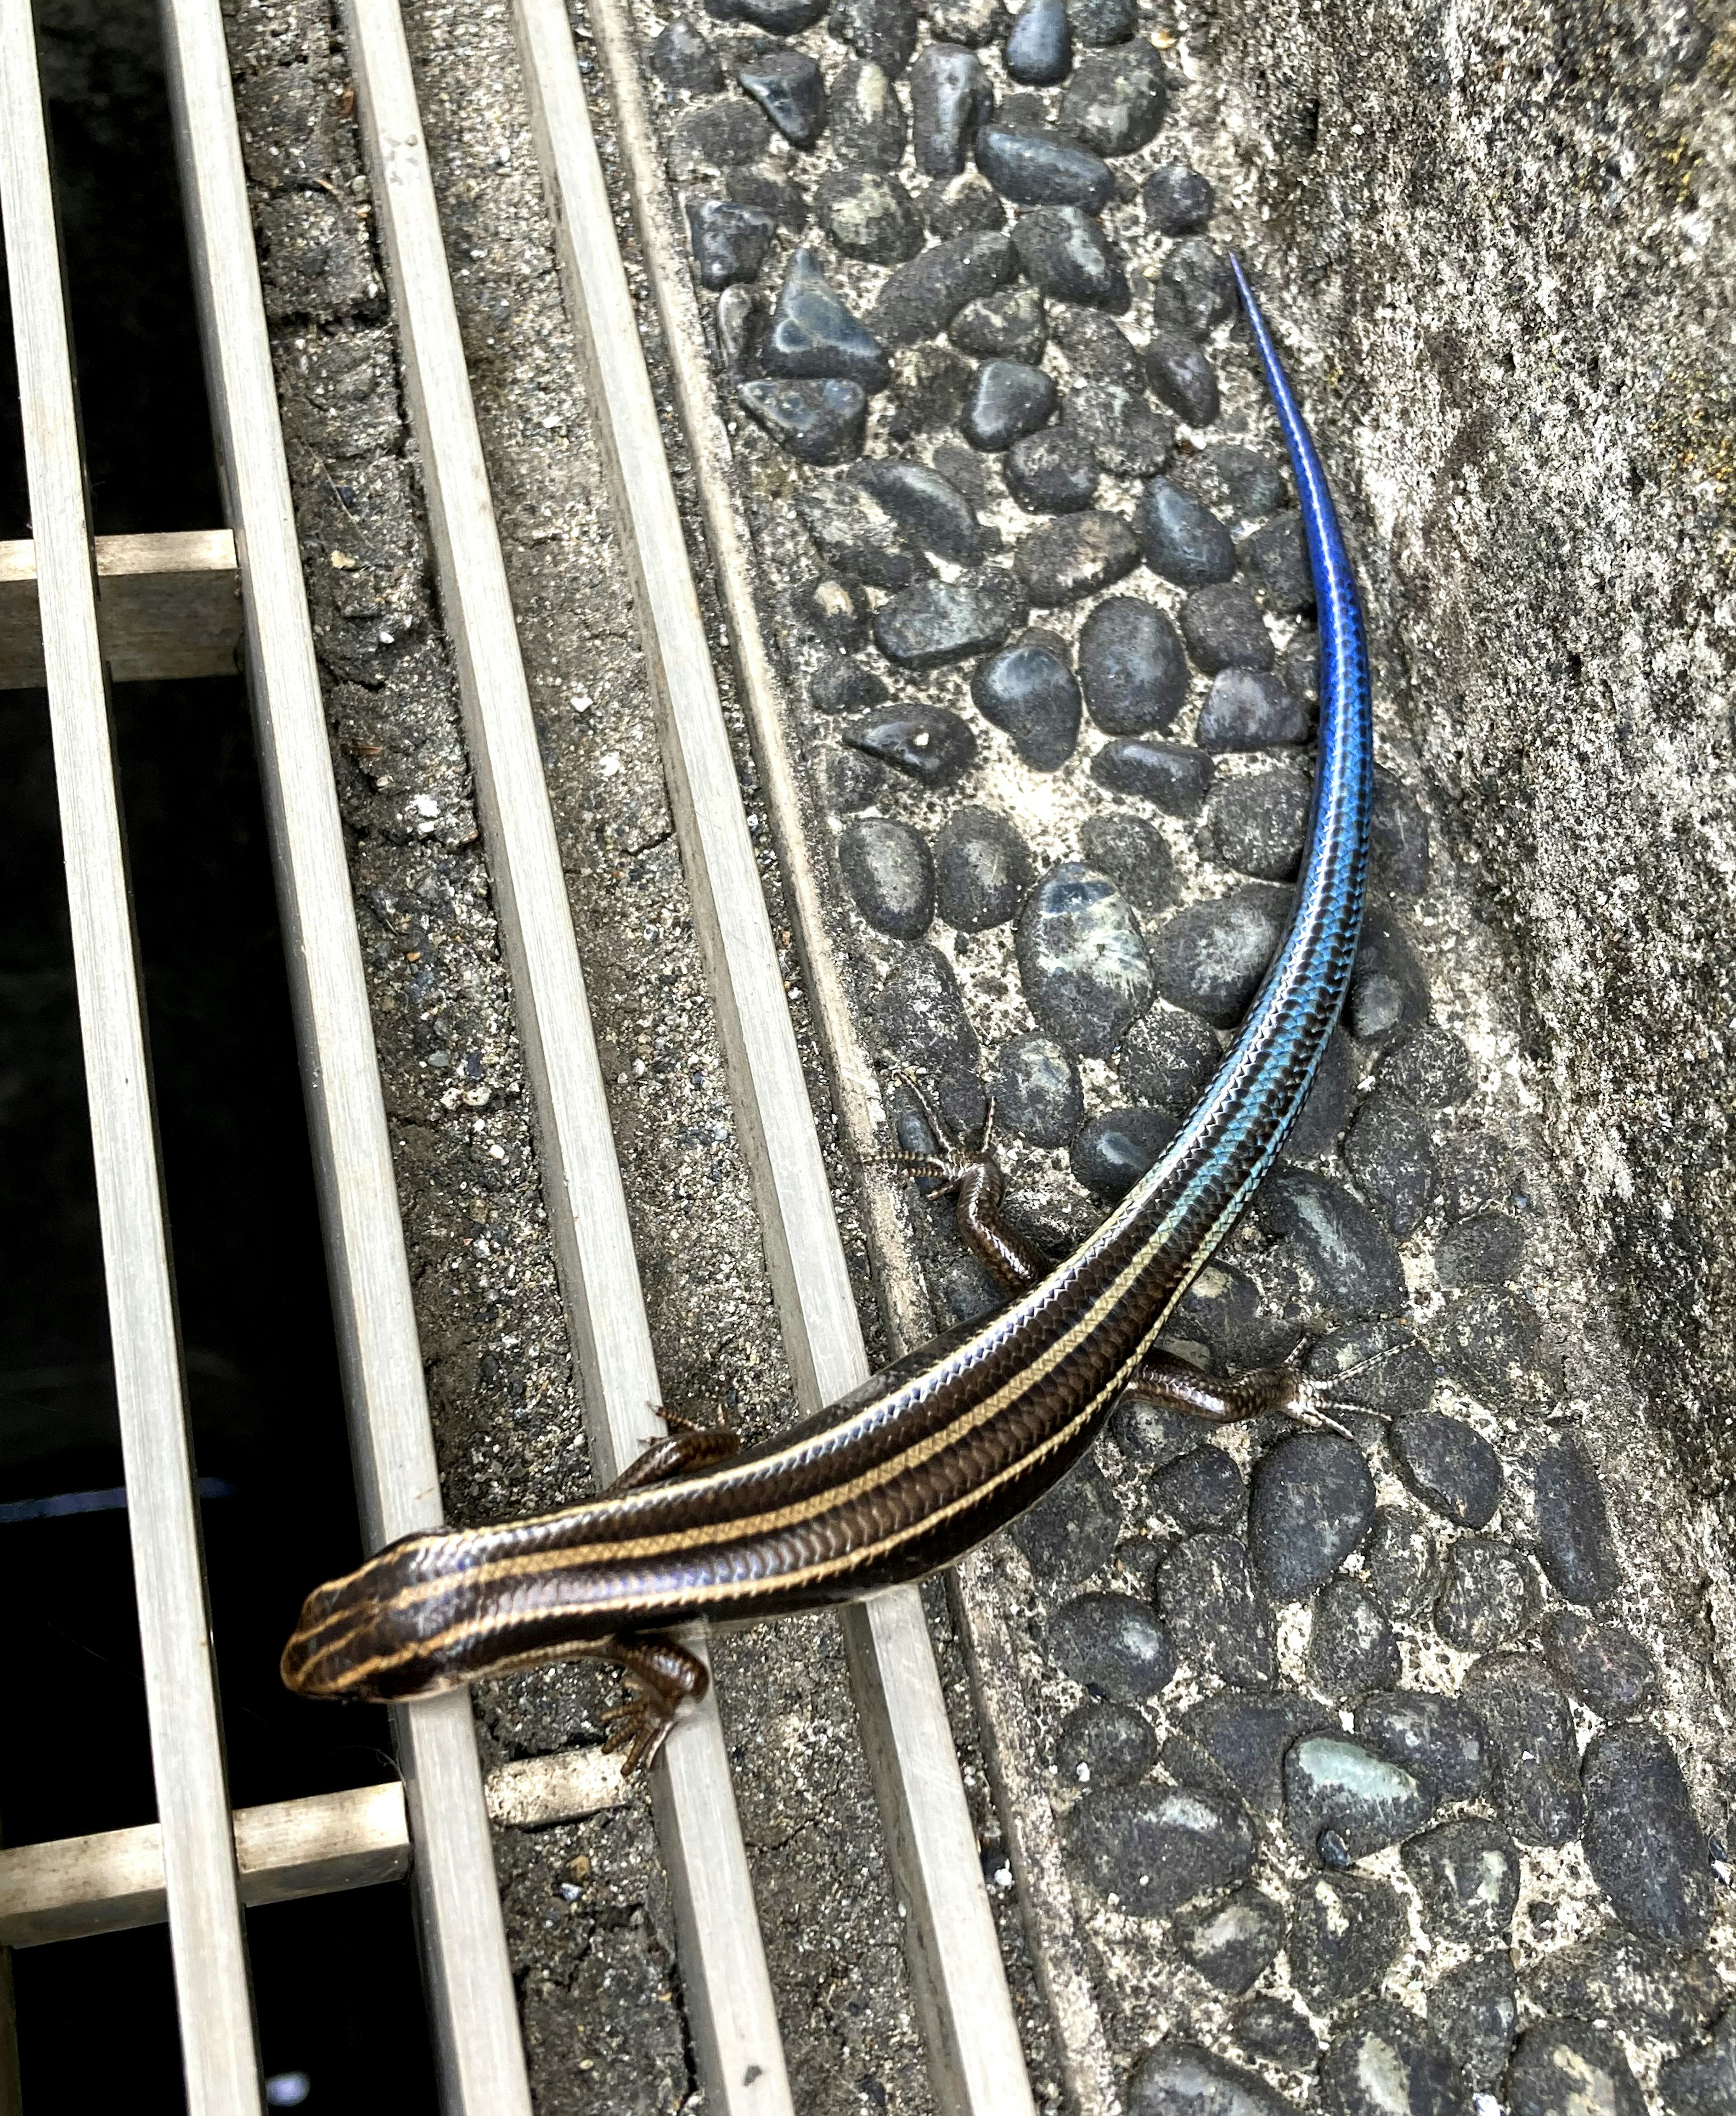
top-left (1145, 333), bottom-right (1220, 425)
top-left (813, 167), bottom-right (924, 263)
top-left (907, 43), bottom-right (996, 176)
top-left (1344, 1089), bottom-right (1437, 1235)
top-left (873, 230), bottom-right (1014, 342)
top-left (1307, 1579), bottom-right (1400, 1699)
top-left (1303, 1317), bottom-right (1435, 1416)
top-left (1288, 1872), bottom-right (1405, 2007)
top-left (1147, 881), bottom-right (1288, 1025)
top-left (1172, 1885), bottom-right (1285, 1994)
top-left (844, 703), bottom-right (977, 787)
top-left (1284, 1026), bottom-right (1359, 1161)
top-left (651, 17), bottom-right (726, 93)
top-left (795, 573), bottom-right (869, 649)
top-left (1180, 440), bottom-right (1286, 516)
top-left (1463, 1652), bottom-right (1585, 1847)
top-left (1391, 1410), bottom-right (1503, 1527)
top-left (1208, 769), bottom-right (1309, 881)
top-left (1243, 509), bottom-right (1313, 614)
top-left (1067, 0), bottom-right (1136, 42)
top-left (1015, 511), bottom-right (1141, 604)
top-left (852, 457), bottom-right (992, 564)
top-left (1047, 1590), bottom-right (1177, 1701)
top-left (1090, 737), bottom-right (1213, 815)
top-left (1135, 476), bottom-right (1236, 586)
top-left (685, 196), bottom-right (778, 288)
top-left (1143, 163), bottom-right (1214, 232)
top-left (1017, 862), bottom-right (1155, 1059)
top-left (1541, 1609), bottom-right (1659, 1720)
top-left (827, 58), bottom-right (907, 168)
top-left (738, 376), bottom-right (867, 461)
top-left (1531, 1931), bottom-right (1727, 2047)
top-left (1279, 626), bottom-right (1320, 708)
top-left (971, 636), bottom-right (1082, 768)
top-left (1156, 1531), bottom-right (1276, 1688)
top-left (1010, 1452), bottom-right (1121, 1587)
top-left (1284, 1731), bottom-right (1434, 1859)
top-left (1436, 1287), bottom-right (1548, 1405)
top-left (1428, 1954), bottom-right (1517, 2091)
top-left (1440, 1126), bottom-right (1515, 1219)
top-left (827, 747), bottom-right (883, 811)
top-left (923, 172), bottom-right (1008, 236)
top-left (934, 803), bottom-right (1034, 930)
top-left (1321, 2005), bottom-right (1465, 2116)
top-left (797, 474), bottom-right (927, 588)
top-left (873, 570), bottom-right (1025, 667)
top-left (1508, 2022), bottom-right (1645, 2116)
top-left (1117, 1004), bottom-right (1217, 1107)
top-left (1582, 1724), bottom-right (1715, 1947)
top-left (1152, 235), bottom-right (1236, 337)
top-left (962, 358), bottom-right (1058, 448)
top-left (732, 0), bottom-right (829, 28)
top-left (891, 343), bottom-right (974, 432)
top-left (1255, 1167), bottom-right (1408, 1326)
top-left (976, 125), bottom-right (1113, 212)
top-left (1401, 1816), bottom-right (1519, 1943)
top-left (949, 283), bottom-right (1047, 361)
top-left (1126, 2047), bottom-right (1296, 2116)
top-left (1532, 1427), bottom-right (1622, 1606)
top-left (1168, 1260), bottom-right (1303, 1372)
top-left (724, 165), bottom-right (808, 231)
top-left (1113, 1395), bottom-right (1202, 1470)
top-left (675, 96), bottom-right (774, 168)
top-left (1354, 1689), bottom-right (1489, 1804)
top-left (1151, 1444), bottom-right (1244, 1531)
top-left (1371, 766), bottom-right (1432, 896)
top-left (1234, 1999), bottom-right (1317, 2074)
top-left (991, 1033), bottom-right (1081, 1145)
top-left (736, 47), bottom-right (826, 145)
top-left (1051, 305), bottom-right (1139, 380)
top-left (1062, 379), bottom-right (1175, 476)
top-left (763, 246), bottom-right (891, 389)
top-left (809, 652), bottom-right (887, 714)
top-left (1005, 424), bottom-right (1099, 511)
top-left (1078, 595), bottom-right (1189, 734)
top-left (1347, 907), bottom-right (1432, 1048)
top-left (1659, 2008), bottom-right (1736, 2116)
top-left (1248, 1432), bottom-right (1376, 1600)
top-left (1057, 41), bottom-right (1168, 155)
top-left (831, 0), bottom-right (920, 71)
top-left (836, 817), bottom-right (934, 938)
top-left (1004, 0), bottom-right (1072, 85)
top-left (1361, 1506), bottom-right (1444, 1619)
top-left (875, 943), bottom-right (981, 1081)
top-left (1435, 1211), bottom-right (1523, 1287)
top-left (1011, 206), bottom-right (1131, 310)
top-left (1166, 1694), bottom-right (1333, 1819)
top-left (1435, 1536), bottom-right (1538, 1654)
top-left (1057, 1700), bottom-right (1157, 1786)
top-left (1180, 582), bottom-right (1274, 674)
top-left (1196, 668), bottom-right (1311, 750)
top-left (1079, 811), bottom-right (1174, 914)
top-left (1063, 1781), bottom-right (1255, 1917)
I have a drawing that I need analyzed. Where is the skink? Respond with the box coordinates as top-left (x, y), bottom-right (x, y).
top-left (282, 260), bottom-right (1374, 1769)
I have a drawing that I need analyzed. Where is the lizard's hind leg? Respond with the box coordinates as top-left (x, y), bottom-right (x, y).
top-left (884, 1074), bottom-right (1052, 1294)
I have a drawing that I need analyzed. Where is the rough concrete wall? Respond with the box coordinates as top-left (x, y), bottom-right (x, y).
top-left (1182, 0), bottom-right (1736, 1492)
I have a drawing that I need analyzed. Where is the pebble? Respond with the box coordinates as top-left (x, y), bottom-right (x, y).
top-left (1391, 1411), bottom-right (1503, 1528)
top-left (1208, 769), bottom-right (1310, 882)
top-left (843, 703), bottom-right (977, 787)
top-left (1362, 1506), bottom-right (1444, 1619)
top-left (1507, 2022), bottom-right (1645, 2116)
top-left (873, 570), bottom-right (1025, 666)
top-left (716, 283), bottom-right (761, 374)
top-left (1428, 1955), bottom-right (1516, 2091)
top-left (1047, 1590), bottom-right (1177, 1701)
top-left (1156, 1532), bottom-right (1277, 1688)
top-left (1541, 1610), bottom-right (1659, 1720)
top-left (1151, 1444), bottom-right (1245, 1530)
top-left (827, 747), bottom-right (883, 811)
top-left (1145, 333), bottom-right (1221, 425)
top-left (962, 358), bottom-right (1058, 448)
top-left (1247, 1431), bottom-right (1375, 1601)
top-left (1320, 2006), bottom-right (1464, 2116)
top-left (1079, 595), bottom-right (1189, 733)
top-left (731, 0), bottom-right (829, 28)
top-left (1172, 1886), bottom-right (1286, 1995)
top-left (934, 804), bottom-right (1035, 930)
top-left (1167, 1695), bottom-right (1333, 1818)
top-left (1017, 861), bottom-right (1154, 1057)
top-left (813, 167), bottom-right (924, 262)
top-left (1062, 378), bottom-right (1176, 475)
top-left (796, 572), bottom-right (869, 649)
top-left (1054, 306), bottom-right (1142, 383)
top-left (1148, 881), bottom-right (1287, 1024)
top-left (1068, 0), bottom-right (1136, 41)
top-left (837, 818), bottom-right (934, 938)
top-left (1437, 1288), bottom-right (1548, 1405)
top-left (872, 229), bottom-right (1013, 341)
top-left (827, 58), bottom-right (907, 168)
top-left (890, 343), bottom-right (973, 430)
top-left (738, 376), bottom-right (867, 461)
top-left (991, 1033), bottom-right (1082, 1145)
top-left (1063, 1782), bottom-right (1255, 1917)
top-left (1435, 1212), bottom-right (1523, 1287)
top-left (797, 475), bottom-right (929, 588)
top-left (1004, 0), bottom-right (1072, 80)
top-left (1531, 1932), bottom-right (1727, 2045)
top-left (949, 282), bottom-right (1047, 361)
top-left (875, 942), bottom-right (981, 1081)
top-left (1285, 1733), bottom-right (1434, 1860)
top-left (675, 95), bottom-right (773, 169)
top-left (1402, 1817), bottom-right (1520, 1943)
top-left (831, 0), bottom-right (920, 71)
top-left (1135, 477), bottom-right (1237, 587)
top-left (1660, 2009), bottom-right (1736, 2116)
top-left (932, 442), bottom-right (997, 507)
top-left (763, 246), bottom-right (892, 389)
top-left (971, 635), bottom-right (1081, 768)
top-left (1582, 1725), bottom-right (1715, 1946)
top-left (976, 125), bottom-right (1113, 211)
top-left (1462, 1653), bottom-right (1585, 1847)
top-left (1143, 162), bottom-right (1215, 232)
top-left (1015, 511), bottom-right (1141, 603)
top-left (1243, 510), bottom-right (1313, 614)
top-left (1127, 2046), bottom-right (1296, 2116)
top-left (1532, 1428), bottom-right (1622, 1606)
top-left (1435, 1536), bottom-right (1538, 1653)
top-left (1057, 40), bottom-right (1168, 154)
top-left (1152, 235), bottom-right (1237, 338)
top-left (906, 43), bottom-right (996, 176)
top-left (651, 17), bottom-right (726, 93)
top-left (1180, 583), bottom-right (1274, 673)
top-left (1347, 908), bottom-right (1432, 1048)
top-left (736, 47), bottom-right (826, 145)
top-left (1005, 424), bottom-right (1099, 511)
top-left (1070, 1106), bottom-right (1178, 1201)
top-left (1010, 1452), bottom-right (1120, 1585)
top-left (922, 172), bottom-right (1006, 235)
top-left (1303, 1318), bottom-right (1435, 1416)
top-left (1168, 1261), bottom-right (1304, 1372)
top-left (1235, 2002), bottom-right (1317, 2077)
top-left (1284, 1027), bottom-right (1359, 1161)
top-left (1307, 1580), bottom-right (1400, 1699)
top-left (1179, 441), bottom-right (1287, 518)
top-left (851, 458), bottom-right (992, 563)
top-left (1343, 1089), bottom-right (1437, 1235)
top-left (1057, 1700), bottom-right (1157, 1786)
top-left (1355, 1690), bottom-right (1489, 1804)
top-left (1091, 737), bottom-right (1213, 815)
top-left (1288, 1873), bottom-right (1406, 2008)
top-left (1371, 767), bottom-right (1432, 896)
top-left (1255, 1169), bottom-right (1408, 1326)
top-left (1440, 1127), bottom-right (1514, 1219)
top-left (1079, 812), bottom-right (1174, 914)
top-left (1012, 206), bottom-right (1132, 310)
top-left (1196, 668), bottom-right (1310, 751)
top-left (685, 196), bottom-right (778, 288)
top-left (1117, 1004), bottom-right (1218, 1107)
top-left (929, 0), bottom-right (1009, 41)
top-left (809, 652), bottom-right (887, 714)
top-left (1113, 1395), bottom-right (1204, 1470)
top-left (724, 165), bottom-right (808, 231)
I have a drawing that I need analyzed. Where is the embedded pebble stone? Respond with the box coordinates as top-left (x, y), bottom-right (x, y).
top-left (1004, 0), bottom-right (1071, 81)
top-left (1091, 736), bottom-right (1214, 815)
top-left (1244, 509), bottom-right (1312, 615)
top-left (651, 17), bottom-right (726, 92)
top-left (1362, 1506), bottom-right (1444, 1619)
top-left (1010, 1452), bottom-right (1120, 1585)
top-left (1507, 2023), bottom-right (1645, 2116)
top-left (764, 247), bottom-right (892, 388)
top-left (1255, 1169), bottom-right (1408, 1326)
top-left (738, 377), bottom-right (868, 461)
top-left (875, 942), bottom-right (981, 1080)
top-left (1582, 1725), bottom-right (1714, 1946)
top-left (1017, 861), bottom-right (1154, 1057)
top-left (1533, 1429), bottom-right (1622, 1606)
top-left (724, 165), bottom-right (807, 231)
top-left (1428, 1954), bottom-right (1516, 2091)
top-left (1347, 907), bottom-right (1432, 1047)
top-left (991, 1033), bottom-right (1081, 1145)
top-left (1157, 1532), bottom-right (1276, 1688)
top-left (1144, 162), bottom-right (1214, 232)
top-left (1011, 206), bottom-right (1131, 309)
top-left (932, 441), bottom-right (995, 507)
top-left (1437, 1288), bottom-right (1548, 1405)
top-left (1208, 770), bottom-right (1309, 882)
top-left (809, 652), bottom-right (886, 714)
top-left (736, 48), bottom-right (826, 145)
top-left (716, 283), bottom-right (761, 375)
top-left (1057, 39), bottom-right (1168, 154)
top-left (1118, 1004), bottom-right (1218, 1107)
top-left (1181, 441), bottom-right (1287, 517)
top-left (1135, 477), bottom-right (1236, 586)
top-left (1069, 0), bottom-right (1135, 40)
top-left (907, 43), bottom-right (995, 175)
top-left (1079, 595), bottom-right (1189, 734)
top-left (949, 282), bottom-right (1047, 361)
top-left (1355, 1691), bottom-right (1489, 1805)
top-left (1307, 1580), bottom-right (1400, 1700)
top-left (1127, 2047), bottom-right (1297, 2116)
top-left (1145, 332), bottom-right (1220, 425)
top-left (1660, 2009), bottom-right (1736, 2116)
top-left (892, 341), bottom-right (975, 432)
top-left (1152, 1445), bottom-right (1245, 1532)
top-left (873, 229), bottom-right (1013, 340)
top-left (1181, 582), bottom-right (1274, 674)
top-left (1148, 881), bottom-right (1287, 1024)
top-left (1057, 1700), bottom-right (1157, 1787)
top-left (827, 747), bottom-right (883, 811)
top-left (1053, 305), bottom-right (1142, 382)
top-left (1070, 1106), bottom-right (1178, 1202)
top-left (1063, 1783), bottom-right (1255, 1917)
top-left (929, 0), bottom-right (1009, 46)
top-left (685, 197), bottom-right (778, 288)
top-left (1152, 235), bottom-right (1236, 337)
top-left (851, 459), bottom-right (991, 564)
top-left (1248, 1433), bottom-right (1375, 1600)
top-left (934, 805), bottom-right (1034, 930)
top-left (1441, 1127), bottom-right (1514, 1220)
top-left (813, 167), bottom-right (924, 262)
top-left (732, 0), bottom-right (829, 28)
top-left (1343, 1089), bottom-right (1437, 1236)
top-left (1284, 1734), bottom-right (1434, 1859)
top-left (1392, 1411), bottom-right (1502, 1528)
top-left (976, 125), bottom-right (1113, 211)
top-left (873, 570), bottom-right (1024, 666)
top-left (1435, 1536), bottom-right (1538, 1653)
top-left (1321, 2005), bottom-right (1464, 2116)
top-left (1532, 1931), bottom-right (1727, 2044)
top-left (1371, 767), bottom-right (1432, 896)
top-left (1197, 668), bottom-right (1310, 751)
top-left (1062, 378), bottom-right (1176, 475)
top-left (836, 818), bottom-right (934, 939)
top-left (1288, 1873), bottom-right (1406, 2008)
top-left (921, 171), bottom-right (1007, 236)
top-left (1079, 812), bottom-right (1174, 914)
top-left (1114, 1395), bottom-right (1203, 1470)
top-left (1401, 1817), bottom-right (1519, 1943)
top-left (1048, 1590), bottom-right (1177, 1702)
top-left (1168, 1261), bottom-right (1303, 1372)
top-left (1235, 2001), bottom-right (1317, 2076)
top-left (796, 573), bottom-right (870, 650)
top-left (843, 704), bottom-right (976, 787)
top-left (1463, 1653), bottom-right (1585, 1847)
top-left (971, 636), bottom-right (1081, 768)
top-left (828, 58), bottom-right (907, 167)
top-left (962, 357), bottom-right (1058, 448)
top-left (832, 0), bottom-right (920, 71)
top-left (1541, 1610), bottom-right (1659, 1720)
top-left (1435, 1212), bottom-right (1523, 1287)
top-left (675, 95), bottom-right (774, 168)
top-left (1166, 1695), bottom-right (1332, 1819)
top-left (1173, 1885), bottom-right (1286, 1995)
top-left (796, 476), bottom-right (927, 587)
top-left (1016, 511), bottom-right (1141, 603)
top-left (1303, 1318), bottom-right (1435, 1416)
top-left (1283, 1027), bottom-right (1359, 1161)
top-left (1006, 424), bottom-right (1099, 511)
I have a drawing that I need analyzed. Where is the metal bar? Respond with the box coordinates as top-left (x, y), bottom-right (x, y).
top-left (0, 6), bottom-right (261, 2109)
top-left (153, 6), bottom-right (534, 2112)
top-left (0, 1786), bottom-right (411, 1949)
top-left (0, 528), bottom-right (241, 686)
top-left (336, 7), bottom-right (794, 2110)
top-left (518, 8), bottom-right (1038, 2111)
